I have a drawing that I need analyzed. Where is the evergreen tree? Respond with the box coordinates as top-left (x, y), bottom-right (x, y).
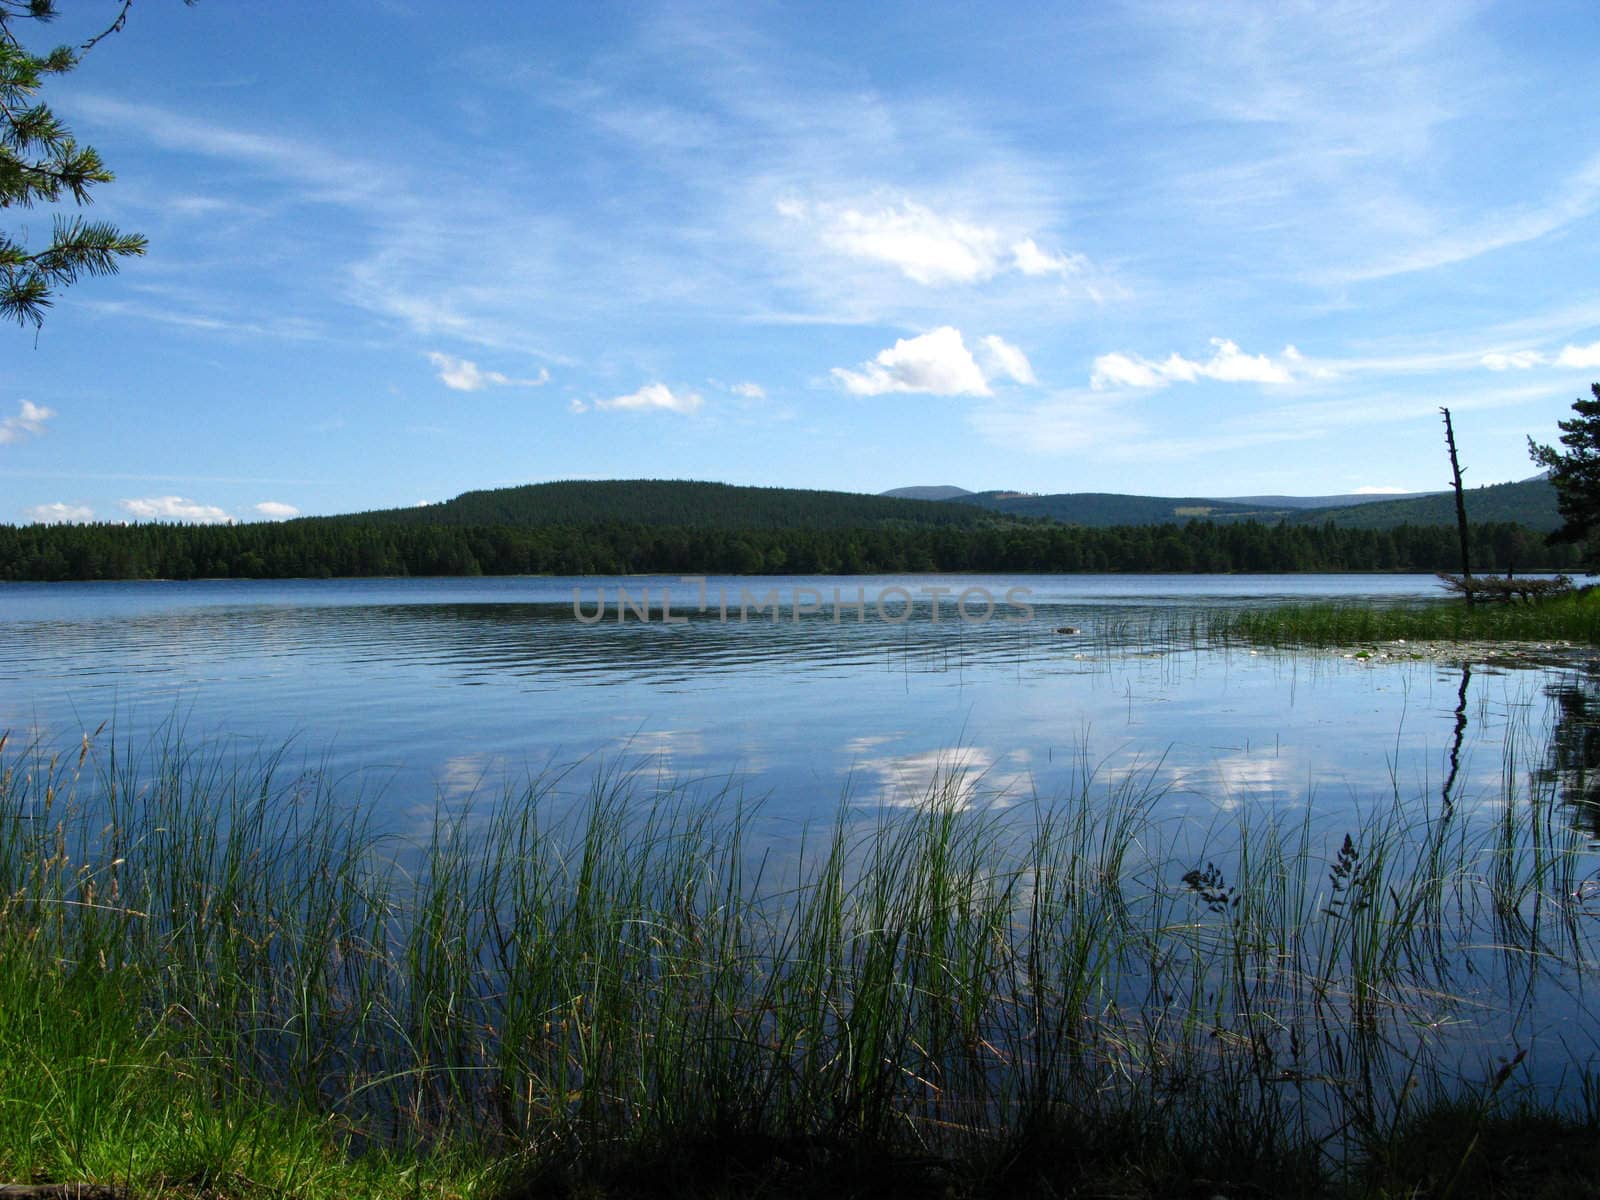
top-left (0, 1), bottom-right (161, 327)
top-left (1529, 383), bottom-right (1600, 560)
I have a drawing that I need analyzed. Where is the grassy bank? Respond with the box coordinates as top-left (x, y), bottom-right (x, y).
top-left (1, 733), bottom-right (1599, 1197)
top-left (1206, 586), bottom-right (1600, 649)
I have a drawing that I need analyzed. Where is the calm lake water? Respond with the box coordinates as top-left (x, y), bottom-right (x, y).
top-left (0, 573), bottom-right (1587, 845)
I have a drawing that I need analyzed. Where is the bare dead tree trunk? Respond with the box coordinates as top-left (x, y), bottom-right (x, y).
top-left (1441, 407), bottom-right (1472, 605)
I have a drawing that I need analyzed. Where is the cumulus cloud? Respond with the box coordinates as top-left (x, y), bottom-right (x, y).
top-left (731, 381), bottom-right (766, 399)
top-left (1010, 238), bottom-right (1084, 278)
top-left (25, 502), bottom-right (92, 524)
top-left (1087, 352), bottom-right (1168, 389)
top-left (978, 335), bottom-right (1037, 385)
top-left (817, 201), bottom-right (1002, 285)
top-left (428, 351), bottom-right (549, 392)
top-left (253, 501), bottom-right (300, 519)
top-left (0, 399), bottom-right (55, 445)
top-left (1090, 339), bottom-right (1300, 389)
top-left (119, 495), bottom-right (234, 523)
top-left (1556, 340), bottom-right (1600, 368)
top-left (833, 327), bottom-right (993, 397)
top-left (594, 383), bottom-right (702, 413)
top-left (783, 198), bottom-right (1085, 288)
top-left (1480, 350), bottom-right (1545, 370)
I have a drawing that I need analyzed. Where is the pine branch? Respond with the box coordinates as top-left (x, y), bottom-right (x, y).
top-left (0, 218), bottom-right (145, 327)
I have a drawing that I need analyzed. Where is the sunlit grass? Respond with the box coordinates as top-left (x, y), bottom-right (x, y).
top-left (0, 728), bottom-right (1597, 1197)
top-left (1205, 587), bottom-right (1600, 648)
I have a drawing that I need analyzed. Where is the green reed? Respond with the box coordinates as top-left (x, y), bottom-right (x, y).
top-left (1204, 588), bottom-right (1600, 649)
top-left (0, 727), bottom-right (1596, 1197)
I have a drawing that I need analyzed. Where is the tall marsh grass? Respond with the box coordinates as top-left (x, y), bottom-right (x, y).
top-left (1204, 588), bottom-right (1600, 648)
top-left (0, 728), bottom-right (1597, 1197)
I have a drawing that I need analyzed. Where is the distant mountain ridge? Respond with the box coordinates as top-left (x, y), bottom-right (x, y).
top-left (880, 485), bottom-right (974, 501)
top-left (883, 479), bottom-right (1559, 532)
top-left (1217, 491), bottom-right (1435, 509)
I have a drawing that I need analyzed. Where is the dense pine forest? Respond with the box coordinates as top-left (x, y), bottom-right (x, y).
top-left (0, 515), bottom-right (1577, 581)
top-left (0, 479), bottom-right (1577, 582)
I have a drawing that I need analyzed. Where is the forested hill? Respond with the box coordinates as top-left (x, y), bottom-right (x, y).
top-left (0, 476), bottom-right (1580, 582)
top-left (1283, 477), bottom-right (1561, 532)
top-left (348, 479), bottom-right (1000, 530)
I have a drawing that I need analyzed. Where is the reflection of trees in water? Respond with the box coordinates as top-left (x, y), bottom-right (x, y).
top-left (1442, 663), bottom-right (1470, 812)
top-left (1537, 663), bottom-right (1600, 840)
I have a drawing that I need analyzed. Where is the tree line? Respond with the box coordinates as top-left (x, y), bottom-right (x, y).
top-left (0, 517), bottom-right (1579, 582)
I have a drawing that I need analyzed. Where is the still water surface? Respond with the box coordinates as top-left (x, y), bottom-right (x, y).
top-left (0, 573), bottom-right (1581, 844)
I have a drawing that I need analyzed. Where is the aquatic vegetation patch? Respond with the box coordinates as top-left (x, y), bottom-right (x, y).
top-left (0, 730), bottom-right (1597, 1197)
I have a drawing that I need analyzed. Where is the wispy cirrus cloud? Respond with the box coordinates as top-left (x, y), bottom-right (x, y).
top-left (1334, 153), bottom-right (1600, 283)
top-left (71, 95), bottom-right (394, 204)
top-left (1480, 350), bottom-right (1545, 371)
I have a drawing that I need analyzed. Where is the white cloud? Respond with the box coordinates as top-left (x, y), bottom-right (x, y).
top-left (1010, 238), bottom-right (1083, 278)
top-left (119, 495), bottom-right (234, 523)
top-left (0, 399), bottom-right (55, 445)
top-left (1087, 352), bottom-right (1168, 389)
top-left (1091, 339), bottom-right (1299, 390)
top-left (253, 501), bottom-right (300, 519)
top-left (731, 381), bottom-right (766, 399)
top-left (1556, 340), bottom-right (1600, 369)
top-left (784, 198), bottom-right (1087, 290)
top-left (815, 200), bottom-right (1003, 285)
top-left (428, 352), bottom-right (549, 392)
top-left (833, 326), bottom-right (992, 397)
top-left (594, 383), bottom-right (702, 413)
top-left (979, 335), bottom-right (1037, 385)
top-left (1480, 350), bottom-right (1545, 370)
top-left (25, 502), bottom-right (93, 524)
top-left (1205, 340), bottom-right (1297, 384)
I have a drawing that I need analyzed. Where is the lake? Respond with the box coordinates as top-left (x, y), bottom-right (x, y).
top-left (0, 572), bottom-right (1583, 845)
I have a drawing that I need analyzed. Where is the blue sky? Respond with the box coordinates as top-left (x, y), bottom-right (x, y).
top-left (5, 0), bottom-right (1600, 524)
